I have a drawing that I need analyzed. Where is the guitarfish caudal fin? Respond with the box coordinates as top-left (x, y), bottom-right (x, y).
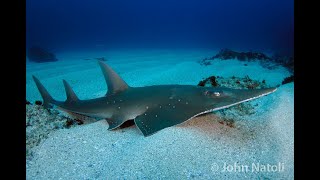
top-left (33, 61), bottom-right (129, 108)
top-left (33, 77), bottom-right (80, 107)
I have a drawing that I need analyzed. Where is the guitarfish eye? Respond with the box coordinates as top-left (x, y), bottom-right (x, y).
top-left (204, 90), bottom-right (223, 97)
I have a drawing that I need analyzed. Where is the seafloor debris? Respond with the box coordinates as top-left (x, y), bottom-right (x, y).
top-left (26, 100), bottom-right (31, 105)
top-left (282, 75), bottom-right (294, 85)
top-left (26, 104), bottom-right (79, 160)
top-left (197, 75), bottom-right (269, 125)
top-left (27, 46), bottom-right (58, 63)
top-left (35, 100), bottom-right (42, 105)
top-left (217, 118), bottom-right (235, 128)
top-left (199, 48), bottom-right (294, 72)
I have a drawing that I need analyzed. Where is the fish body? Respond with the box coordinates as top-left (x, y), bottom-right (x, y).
top-left (33, 61), bottom-right (276, 136)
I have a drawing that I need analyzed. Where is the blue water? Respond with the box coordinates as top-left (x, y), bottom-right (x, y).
top-left (26, 0), bottom-right (293, 56)
top-left (26, 1), bottom-right (294, 179)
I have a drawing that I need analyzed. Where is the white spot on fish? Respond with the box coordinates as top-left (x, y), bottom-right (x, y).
top-left (146, 106), bottom-right (149, 109)
top-left (155, 115), bottom-right (158, 117)
top-left (178, 99), bottom-right (181, 101)
top-left (186, 102), bottom-right (188, 104)
top-left (118, 107), bottom-right (121, 109)
top-left (173, 106), bottom-right (175, 108)
top-left (214, 92), bottom-right (220, 96)
top-left (159, 105), bottom-right (162, 108)
top-left (145, 113), bottom-right (147, 116)
top-left (113, 101), bottom-right (116, 103)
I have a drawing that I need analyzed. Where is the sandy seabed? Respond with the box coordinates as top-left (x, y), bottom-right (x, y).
top-left (26, 49), bottom-right (293, 179)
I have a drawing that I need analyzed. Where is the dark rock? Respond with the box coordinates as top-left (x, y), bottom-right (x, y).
top-left (197, 76), bottom-right (218, 87)
top-left (27, 46), bottom-right (58, 63)
top-left (35, 100), bottom-right (42, 105)
top-left (26, 100), bottom-right (31, 105)
top-left (209, 76), bottom-right (218, 87)
top-left (198, 48), bottom-right (294, 71)
top-left (246, 82), bottom-right (259, 89)
top-left (212, 49), bottom-right (271, 61)
top-left (238, 53), bottom-right (246, 61)
top-left (272, 54), bottom-right (294, 73)
top-left (281, 75), bottom-right (294, 85)
top-left (201, 49), bottom-right (294, 72)
top-left (197, 80), bottom-right (206, 87)
top-left (75, 119), bottom-right (84, 125)
top-left (66, 119), bottom-right (74, 127)
top-left (244, 75), bottom-right (252, 82)
top-left (198, 75), bottom-right (268, 90)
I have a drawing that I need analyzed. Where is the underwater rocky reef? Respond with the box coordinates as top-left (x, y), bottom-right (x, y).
top-left (281, 75), bottom-right (294, 85)
top-left (197, 74), bottom-right (270, 125)
top-left (26, 102), bottom-right (81, 160)
top-left (27, 46), bottom-right (58, 63)
top-left (202, 48), bottom-right (271, 61)
top-left (199, 48), bottom-right (294, 73)
top-left (197, 75), bottom-right (269, 90)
